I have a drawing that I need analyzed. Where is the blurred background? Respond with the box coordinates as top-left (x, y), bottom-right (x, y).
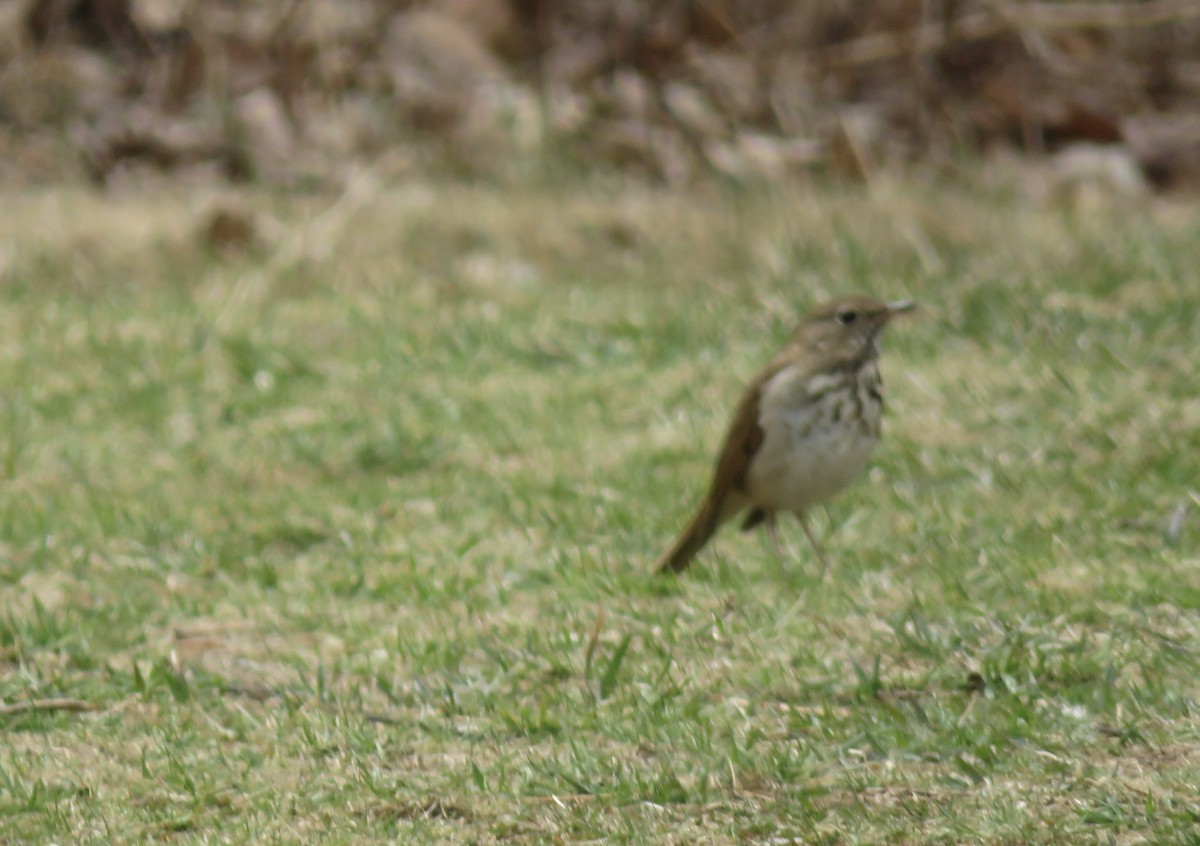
top-left (2, 0), bottom-right (1199, 193)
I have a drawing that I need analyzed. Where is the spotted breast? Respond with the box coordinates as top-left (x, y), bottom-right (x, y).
top-left (745, 360), bottom-right (883, 515)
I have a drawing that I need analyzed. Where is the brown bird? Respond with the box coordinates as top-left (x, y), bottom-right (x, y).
top-left (657, 294), bottom-right (914, 574)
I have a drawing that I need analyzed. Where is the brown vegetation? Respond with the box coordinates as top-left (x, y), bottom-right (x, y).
top-left (3, 0), bottom-right (1199, 189)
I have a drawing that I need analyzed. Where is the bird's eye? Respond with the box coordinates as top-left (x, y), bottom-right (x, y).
top-left (836, 310), bottom-right (857, 325)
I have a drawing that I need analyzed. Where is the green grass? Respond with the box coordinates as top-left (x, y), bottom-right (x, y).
top-left (1, 168), bottom-right (1198, 844)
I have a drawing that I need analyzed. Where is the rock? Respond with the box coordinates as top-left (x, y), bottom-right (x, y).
top-left (706, 131), bottom-right (821, 179)
top-left (385, 9), bottom-right (508, 133)
top-left (662, 81), bottom-right (724, 137)
top-left (1051, 143), bottom-right (1147, 200)
top-left (235, 87), bottom-right (295, 166)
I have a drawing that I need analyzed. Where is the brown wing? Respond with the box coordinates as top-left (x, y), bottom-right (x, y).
top-left (706, 346), bottom-right (800, 504)
top-left (656, 347), bottom-right (795, 573)
top-left (709, 380), bottom-right (765, 498)
top-left (656, 373), bottom-right (767, 573)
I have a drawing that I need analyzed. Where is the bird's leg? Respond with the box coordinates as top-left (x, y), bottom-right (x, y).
top-left (822, 504), bottom-right (837, 535)
top-left (764, 511), bottom-right (784, 563)
top-left (796, 511), bottom-right (829, 578)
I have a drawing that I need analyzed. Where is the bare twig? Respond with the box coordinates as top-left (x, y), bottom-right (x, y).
top-left (523, 793), bottom-right (598, 805)
top-left (0, 698), bottom-right (102, 716)
top-left (361, 710), bottom-right (407, 725)
top-left (210, 165), bottom-right (381, 336)
top-left (821, 13), bottom-right (1003, 68)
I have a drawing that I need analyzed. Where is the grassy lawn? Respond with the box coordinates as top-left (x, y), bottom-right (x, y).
top-left (1, 167), bottom-right (1198, 844)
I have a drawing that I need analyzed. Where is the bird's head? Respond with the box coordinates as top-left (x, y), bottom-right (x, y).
top-left (794, 295), bottom-right (915, 364)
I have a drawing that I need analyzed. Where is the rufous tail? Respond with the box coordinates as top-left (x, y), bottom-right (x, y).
top-left (656, 497), bottom-right (723, 573)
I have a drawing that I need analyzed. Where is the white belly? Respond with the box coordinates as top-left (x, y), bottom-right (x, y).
top-left (746, 364), bottom-right (880, 513)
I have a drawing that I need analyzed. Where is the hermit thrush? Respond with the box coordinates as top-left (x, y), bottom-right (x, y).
top-left (656, 295), bottom-right (914, 574)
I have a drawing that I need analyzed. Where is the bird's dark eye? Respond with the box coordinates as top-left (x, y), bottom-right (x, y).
top-left (836, 310), bottom-right (857, 325)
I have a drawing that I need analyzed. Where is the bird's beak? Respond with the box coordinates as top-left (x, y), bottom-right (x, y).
top-left (885, 300), bottom-right (916, 318)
